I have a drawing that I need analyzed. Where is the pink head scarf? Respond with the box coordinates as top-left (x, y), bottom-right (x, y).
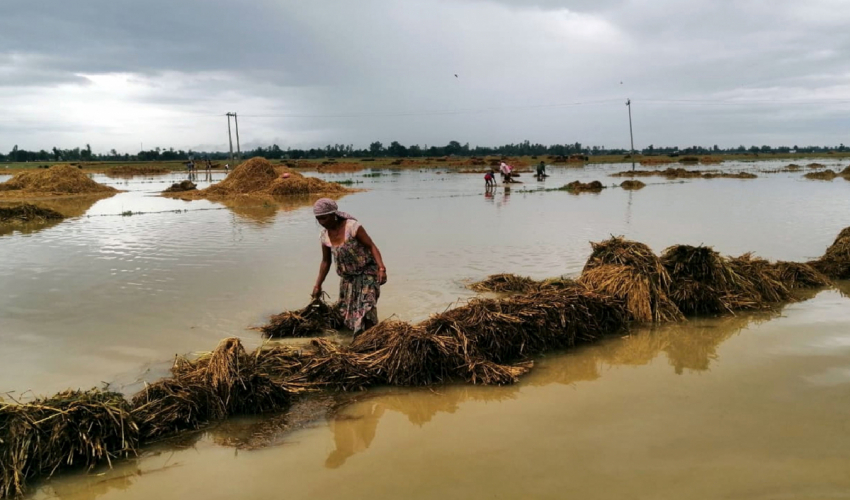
top-left (312, 198), bottom-right (355, 220)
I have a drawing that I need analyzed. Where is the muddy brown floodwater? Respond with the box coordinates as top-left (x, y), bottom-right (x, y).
top-left (2, 160), bottom-right (850, 499)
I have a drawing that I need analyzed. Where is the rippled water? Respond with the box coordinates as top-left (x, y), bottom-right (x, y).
top-left (2, 160), bottom-right (850, 499)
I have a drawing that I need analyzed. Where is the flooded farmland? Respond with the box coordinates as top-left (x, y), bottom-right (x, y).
top-left (3, 159), bottom-right (850, 499)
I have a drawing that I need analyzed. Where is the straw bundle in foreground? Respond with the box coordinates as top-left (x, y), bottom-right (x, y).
top-left (425, 285), bottom-right (627, 364)
top-left (728, 253), bottom-right (791, 304)
top-left (580, 237), bottom-right (683, 322)
top-left (260, 299), bottom-right (344, 338)
top-left (0, 390), bottom-right (138, 498)
top-left (131, 338), bottom-right (310, 440)
top-left (773, 261), bottom-right (830, 289)
top-left (811, 227), bottom-right (850, 279)
top-left (661, 245), bottom-right (750, 314)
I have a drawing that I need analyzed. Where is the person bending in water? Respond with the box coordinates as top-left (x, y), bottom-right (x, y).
top-left (312, 198), bottom-right (387, 334)
top-left (484, 171), bottom-right (496, 188)
top-left (536, 161), bottom-right (546, 180)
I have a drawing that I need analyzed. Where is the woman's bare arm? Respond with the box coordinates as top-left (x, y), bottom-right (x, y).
top-left (313, 244), bottom-right (332, 298)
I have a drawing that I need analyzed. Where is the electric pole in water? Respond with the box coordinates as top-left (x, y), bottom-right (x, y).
top-left (626, 99), bottom-right (635, 170)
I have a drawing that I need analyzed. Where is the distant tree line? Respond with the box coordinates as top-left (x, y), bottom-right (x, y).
top-left (2, 140), bottom-right (848, 162)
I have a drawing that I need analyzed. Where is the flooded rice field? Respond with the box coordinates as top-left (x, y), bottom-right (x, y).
top-left (3, 159), bottom-right (850, 499)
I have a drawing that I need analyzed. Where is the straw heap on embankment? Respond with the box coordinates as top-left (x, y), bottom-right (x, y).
top-left (162, 157), bottom-right (352, 201)
top-left (5, 226), bottom-right (850, 497)
top-left (0, 165), bottom-right (118, 199)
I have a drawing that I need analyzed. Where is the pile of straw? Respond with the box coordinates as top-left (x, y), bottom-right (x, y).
top-left (579, 237), bottom-right (683, 322)
top-left (620, 180), bottom-right (646, 190)
top-left (425, 285), bottom-right (626, 364)
top-left (131, 338), bottom-right (311, 440)
top-left (728, 253), bottom-right (791, 304)
top-left (773, 261), bottom-right (830, 289)
top-left (660, 246), bottom-right (791, 314)
top-left (165, 157), bottom-right (350, 200)
top-left (0, 390), bottom-right (138, 498)
top-left (804, 169), bottom-right (838, 180)
top-left (784, 164), bottom-right (802, 172)
top-left (661, 245), bottom-right (749, 314)
top-left (0, 204), bottom-right (64, 223)
top-left (469, 273), bottom-right (538, 293)
top-left (162, 180), bottom-right (197, 193)
top-left (811, 227), bottom-right (850, 279)
top-left (563, 180), bottom-right (604, 193)
top-left (807, 163), bottom-right (825, 169)
top-left (260, 299), bottom-right (344, 338)
top-left (0, 165), bottom-right (118, 198)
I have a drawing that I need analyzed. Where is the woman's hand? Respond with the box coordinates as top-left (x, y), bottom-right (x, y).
top-left (378, 268), bottom-right (388, 285)
top-left (312, 285), bottom-right (322, 299)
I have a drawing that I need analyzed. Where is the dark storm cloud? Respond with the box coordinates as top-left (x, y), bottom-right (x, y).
top-left (1, 0), bottom-right (849, 150)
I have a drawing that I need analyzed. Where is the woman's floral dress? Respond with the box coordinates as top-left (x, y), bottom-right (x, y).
top-left (321, 219), bottom-right (380, 332)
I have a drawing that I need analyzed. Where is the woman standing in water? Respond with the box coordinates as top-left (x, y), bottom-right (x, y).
top-left (312, 198), bottom-right (387, 334)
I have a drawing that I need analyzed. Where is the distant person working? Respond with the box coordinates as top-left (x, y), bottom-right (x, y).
top-left (536, 161), bottom-right (546, 180)
top-left (499, 162), bottom-right (517, 183)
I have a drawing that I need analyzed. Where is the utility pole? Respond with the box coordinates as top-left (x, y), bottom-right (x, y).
top-left (234, 112), bottom-right (241, 161)
top-left (226, 113), bottom-right (235, 163)
top-left (626, 99), bottom-right (635, 170)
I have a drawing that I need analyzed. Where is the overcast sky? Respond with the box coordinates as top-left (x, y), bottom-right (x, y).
top-left (1, 0), bottom-right (849, 153)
